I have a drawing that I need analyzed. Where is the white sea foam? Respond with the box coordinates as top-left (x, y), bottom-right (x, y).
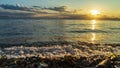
top-left (0, 44), bottom-right (120, 59)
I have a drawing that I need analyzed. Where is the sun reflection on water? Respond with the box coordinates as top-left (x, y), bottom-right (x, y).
top-left (91, 33), bottom-right (96, 43)
top-left (92, 20), bottom-right (96, 30)
top-left (91, 20), bottom-right (96, 43)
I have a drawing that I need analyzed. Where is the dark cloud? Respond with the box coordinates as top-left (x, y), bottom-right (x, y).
top-left (0, 4), bottom-right (28, 11)
top-left (0, 4), bottom-right (56, 14)
top-left (39, 6), bottom-right (69, 12)
top-left (32, 6), bottom-right (41, 8)
top-left (0, 4), bottom-right (71, 13)
top-left (0, 9), bottom-right (35, 18)
top-left (45, 6), bottom-right (69, 12)
top-left (0, 4), bottom-right (89, 19)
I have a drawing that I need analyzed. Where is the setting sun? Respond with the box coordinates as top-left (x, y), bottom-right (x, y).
top-left (91, 10), bottom-right (100, 15)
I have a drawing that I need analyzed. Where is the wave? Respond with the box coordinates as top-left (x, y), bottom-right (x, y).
top-left (0, 32), bottom-right (32, 36)
top-left (109, 28), bottom-right (120, 30)
top-left (67, 24), bottom-right (86, 26)
top-left (0, 43), bottom-right (119, 59)
top-left (68, 29), bottom-right (108, 33)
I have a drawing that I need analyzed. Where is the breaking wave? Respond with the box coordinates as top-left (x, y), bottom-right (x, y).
top-left (0, 43), bottom-right (120, 59)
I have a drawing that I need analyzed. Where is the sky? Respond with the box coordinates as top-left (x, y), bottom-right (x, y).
top-left (0, 0), bottom-right (120, 19)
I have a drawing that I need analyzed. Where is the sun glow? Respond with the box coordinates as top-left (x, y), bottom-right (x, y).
top-left (91, 10), bottom-right (100, 15)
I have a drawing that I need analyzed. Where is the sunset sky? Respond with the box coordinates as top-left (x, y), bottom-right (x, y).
top-left (0, 0), bottom-right (120, 19)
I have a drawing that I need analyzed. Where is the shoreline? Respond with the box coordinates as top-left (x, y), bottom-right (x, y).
top-left (0, 42), bottom-right (120, 58)
top-left (0, 42), bottom-right (120, 67)
top-left (0, 18), bottom-right (120, 21)
top-left (0, 41), bottom-right (120, 47)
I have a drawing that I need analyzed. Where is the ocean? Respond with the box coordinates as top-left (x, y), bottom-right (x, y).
top-left (0, 19), bottom-right (120, 44)
top-left (0, 19), bottom-right (120, 58)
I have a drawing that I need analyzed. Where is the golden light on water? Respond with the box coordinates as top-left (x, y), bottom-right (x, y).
top-left (70, 20), bottom-right (105, 44)
top-left (91, 33), bottom-right (96, 43)
top-left (91, 20), bottom-right (96, 30)
top-left (91, 20), bottom-right (96, 43)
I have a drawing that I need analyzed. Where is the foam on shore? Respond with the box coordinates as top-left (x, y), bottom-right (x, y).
top-left (0, 44), bottom-right (120, 59)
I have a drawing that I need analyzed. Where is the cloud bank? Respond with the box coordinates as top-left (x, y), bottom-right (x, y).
top-left (0, 4), bottom-right (118, 20)
top-left (0, 4), bottom-right (87, 19)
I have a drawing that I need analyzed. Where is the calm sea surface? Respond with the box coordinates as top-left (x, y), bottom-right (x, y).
top-left (0, 19), bottom-right (120, 44)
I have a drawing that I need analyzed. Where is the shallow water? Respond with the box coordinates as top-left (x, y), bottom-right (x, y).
top-left (0, 19), bottom-right (120, 44)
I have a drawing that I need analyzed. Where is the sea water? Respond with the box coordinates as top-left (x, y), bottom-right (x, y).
top-left (0, 19), bottom-right (120, 44)
top-left (0, 19), bottom-right (120, 58)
